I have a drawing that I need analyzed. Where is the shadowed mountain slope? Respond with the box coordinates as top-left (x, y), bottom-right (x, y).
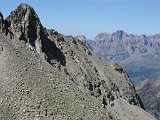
top-left (0, 4), bottom-right (156, 120)
top-left (79, 31), bottom-right (160, 83)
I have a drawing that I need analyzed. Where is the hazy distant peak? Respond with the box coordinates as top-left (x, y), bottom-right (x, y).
top-left (112, 30), bottom-right (128, 36)
top-left (95, 30), bottom-right (129, 41)
top-left (115, 30), bottom-right (126, 33)
top-left (95, 32), bottom-right (111, 40)
top-left (148, 33), bottom-right (160, 41)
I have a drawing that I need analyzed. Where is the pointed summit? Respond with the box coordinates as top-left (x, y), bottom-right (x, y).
top-left (113, 30), bottom-right (127, 35)
top-left (0, 3), bottom-right (66, 66)
top-left (18, 3), bottom-right (33, 10)
top-left (7, 3), bottom-right (42, 46)
top-left (4, 3), bottom-right (66, 65)
top-left (8, 3), bottom-right (38, 21)
top-left (95, 32), bottom-right (111, 40)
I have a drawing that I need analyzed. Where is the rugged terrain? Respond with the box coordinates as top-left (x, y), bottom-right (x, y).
top-left (76, 31), bottom-right (160, 119)
top-left (136, 80), bottom-right (160, 120)
top-left (0, 4), bottom-right (156, 120)
top-left (76, 31), bottom-right (160, 83)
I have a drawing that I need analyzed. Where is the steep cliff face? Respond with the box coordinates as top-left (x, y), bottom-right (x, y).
top-left (0, 4), bottom-right (156, 120)
top-left (78, 31), bottom-right (160, 119)
top-left (83, 31), bottom-right (160, 83)
top-left (3, 4), bottom-right (66, 66)
top-left (88, 30), bottom-right (160, 62)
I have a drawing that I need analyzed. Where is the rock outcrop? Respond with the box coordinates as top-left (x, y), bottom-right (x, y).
top-left (82, 31), bottom-right (160, 83)
top-left (0, 4), bottom-right (156, 120)
top-left (87, 30), bottom-right (160, 62)
top-left (75, 35), bottom-right (87, 42)
top-left (0, 11), bottom-right (8, 35)
top-left (79, 31), bottom-right (160, 119)
top-left (2, 4), bottom-right (66, 66)
top-left (136, 79), bottom-right (160, 120)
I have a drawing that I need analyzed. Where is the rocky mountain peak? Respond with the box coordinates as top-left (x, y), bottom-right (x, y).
top-left (6, 3), bottom-right (42, 48)
top-left (95, 32), bottom-right (111, 40)
top-left (0, 3), bottom-right (66, 66)
top-left (95, 30), bottom-right (128, 41)
top-left (112, 30), bottom-right (128, 37)
top-left (8, 3), bottom-right (39, 23)
top-left (115, 30), bottom-right (125, 33)
top-left (84, 30), bottom-right (160, 81)
top-left (74, 35), bottom-right (87, 41)
top-left (0, 4), bottom-right (157, 120)
top-left (18, 3), bottom-right (32, 10)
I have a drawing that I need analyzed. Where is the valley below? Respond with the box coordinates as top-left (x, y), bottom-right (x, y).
top-left (76, 31), bottom-right (160, 119)
top-left (0, 3), bottom-right (157, 120)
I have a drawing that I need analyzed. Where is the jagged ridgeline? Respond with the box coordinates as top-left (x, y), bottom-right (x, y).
top-left (0, 3), bottom-right (156, 120)
top-left (78, 31), bottom-right (160, 84)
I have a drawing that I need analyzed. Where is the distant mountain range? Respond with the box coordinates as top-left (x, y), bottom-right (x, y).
top-left (75, 30), bottom-right (160, 83)
top-left (75, 31), bottom-right (160, 119)
top-left (1, 3), bottom-right (156, 120)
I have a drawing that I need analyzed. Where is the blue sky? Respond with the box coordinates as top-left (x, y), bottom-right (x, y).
top-left (0, 0), bottom-right (160, 39)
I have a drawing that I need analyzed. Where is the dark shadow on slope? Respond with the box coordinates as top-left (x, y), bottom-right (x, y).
top-left (42, 36), bottom-right (66, 66)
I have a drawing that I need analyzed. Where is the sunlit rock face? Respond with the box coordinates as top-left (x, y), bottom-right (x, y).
top-left (82, 31), bottom-right (160, 83)
top-left (0, 3), bottom-right (156, 120)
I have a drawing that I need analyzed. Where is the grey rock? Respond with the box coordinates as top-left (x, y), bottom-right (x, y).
top-left (0, 12), bottom-right (5, 33)
top-left (75, 35), bottom-right (87, 42)
top-left (95, 32), bottom-right (111, 41)
top-left (0, 45), bottom-right (3, 54)
top-left (0, 4), bottom-right (156, 120)
top-left (6, 3), bottom-right (43, 49)
top-left (4, 4), bottom-right (66, 66)
top-left (82, 31), bottom-right (160, 83)
top-left (80, 31), bottom-right (160, 119)
top-left (136, 80), bottom-right (160, 120)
